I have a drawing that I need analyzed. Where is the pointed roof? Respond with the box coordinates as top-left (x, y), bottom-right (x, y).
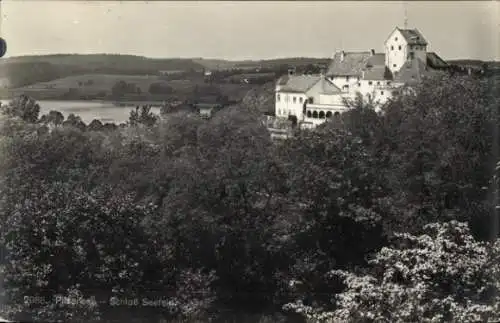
top-left (326, 51), bottom-right (372, 76)
top-left (318, 77), bottom-right (342, 94)
top-left (398, 28), bottom-right (428, 46)
top-left (276, 74), bottom-right (321, 93)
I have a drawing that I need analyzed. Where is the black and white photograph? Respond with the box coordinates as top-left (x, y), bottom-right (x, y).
top-left (0, 1), bottom-right (499, 322)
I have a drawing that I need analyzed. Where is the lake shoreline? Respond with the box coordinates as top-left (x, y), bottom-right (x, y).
top-left (0, 99), bottom-right (163, 125)
top-left (1, 97), bottom-right (168, 107)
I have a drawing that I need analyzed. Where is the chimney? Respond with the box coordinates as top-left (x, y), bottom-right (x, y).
top-left (340, 51), bottom-right (345, 62)
top-left (371, 49), bottom-right (375, 56)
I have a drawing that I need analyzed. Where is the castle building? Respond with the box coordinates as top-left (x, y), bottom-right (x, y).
top-left (274, 27), bottom-right (449, 129)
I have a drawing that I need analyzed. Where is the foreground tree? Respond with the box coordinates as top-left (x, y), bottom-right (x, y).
top-left (128, 105), bottom-right (158, 127)
top-left (285, 221), bottom-right (500, 323)
top-left (0, 95), bottom-right (40, 123)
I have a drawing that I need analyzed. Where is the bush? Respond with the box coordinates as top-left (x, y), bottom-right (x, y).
top-left (285, 221), bottom-right (500, 323)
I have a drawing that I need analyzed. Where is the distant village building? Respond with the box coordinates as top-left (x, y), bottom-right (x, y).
top-left (274, 27), bottom-right (449, 129)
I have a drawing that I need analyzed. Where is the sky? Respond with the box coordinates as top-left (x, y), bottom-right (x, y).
top-left (1, 1), bottom-right (498, 61)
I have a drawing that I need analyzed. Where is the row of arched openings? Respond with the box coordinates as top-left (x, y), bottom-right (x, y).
top-left (306, 110), bottom-right (340, 119)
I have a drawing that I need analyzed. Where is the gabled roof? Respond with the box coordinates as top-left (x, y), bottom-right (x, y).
top-left (276, 74), bottom-right (321, 93)
top-left (426, 52), bottom-right (449, 69)
top-left (366, 53), bottom-right (385, 67)
top-left (384, 27), bottom-right (428, 46)
top-left (394, 58), bottom-right (441, 83)
top-left (326, 51), bottom-right (372, 77)
top-left (398, 28), bottom-right (428, 46)
top-left (362, 66), bottom-right (387, 81)
top-left (318, 78), bottom-right (342, 94)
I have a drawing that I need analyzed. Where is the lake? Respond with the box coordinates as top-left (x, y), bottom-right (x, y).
top-left (0, 100), bottom-right (162, 125)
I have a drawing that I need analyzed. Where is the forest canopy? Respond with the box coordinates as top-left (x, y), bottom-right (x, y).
top-left (0, 72), bottom-right (499, 322)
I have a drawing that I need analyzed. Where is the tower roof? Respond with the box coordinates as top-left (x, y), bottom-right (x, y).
top-left (397, 28), bottom-right (428, 46)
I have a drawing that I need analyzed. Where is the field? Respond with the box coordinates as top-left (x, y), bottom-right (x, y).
top-left (8, 73), bottom-right (258, 103)
top-left (16, 74), bottom-right (164, 95)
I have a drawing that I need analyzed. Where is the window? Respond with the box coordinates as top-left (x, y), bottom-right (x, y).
top-left (326, 111), bottom-right (332, 118)
top-left (376, 81), bottom-right (380, 85)
top-left (343, 85), bottom-right (349, 90)
top-left (307, 111), bottom-right (312, 118)
top-left (293, 96), bottom-right (296, 103)
top-left (358, 82), bottom-right (361, 87)
top-left (346, 76), bottom-right (350, 82)
top-left (391, 45), bottom-right (394, 50)
top-left (387, 81), bottom-right (392, 85)
top-left (398, 45), bottom-right (402, 50)
top-left (395, 37), bottom-right (398, 41)
top-left (312, 111), bottom-right (318, 118)
top-left (334, 111), bottom-right (340, 118)
top-left (381, 91), bottom-right (384, 95)
top-left (393, 64), bottom-right (397, 68)
top-left (277, 94), bottom-right (280, 102)
top-left (409, 52), bottom-right (415, 60)
top-left (368, 81), bottom-right (373, 85)
top-left (308, 97), bottom-right (314, 104)
top-left (319, 111), bottom-right (325, 119)
top-left (299, 97), bottom-right (303, 103)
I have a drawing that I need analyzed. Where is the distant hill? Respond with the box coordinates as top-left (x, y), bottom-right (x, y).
top-left (0, 54), bottom-right (332, 90)
top-left (194, 57), bottom-right (330, 71)
top-left (447, 59), bottom-right (500, 69)
top-left (0, 54), bottom-right (205, 72)
top-left (0, 54), bottom-right (206, 89)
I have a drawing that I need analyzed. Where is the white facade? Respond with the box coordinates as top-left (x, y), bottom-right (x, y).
top-left (273, 26), bottom-right (440, 130)
top-left (275, 92), bottom-right (307, 119)
top-left (385, 28), bottom-right (428, 75)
